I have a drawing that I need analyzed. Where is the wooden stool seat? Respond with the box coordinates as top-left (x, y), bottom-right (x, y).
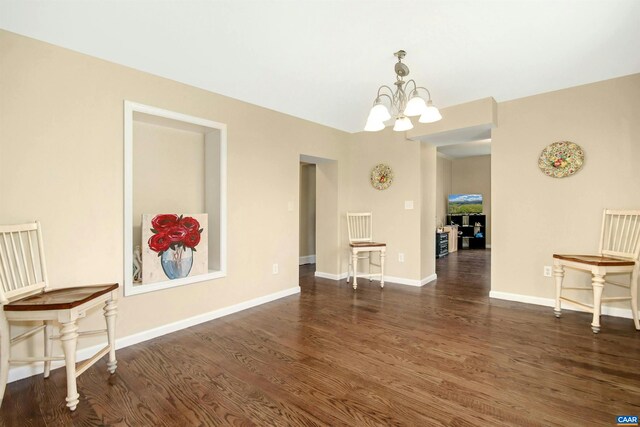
top-left (4, 284), bottom-right (119, 311)
top-left (552, 254), bottom-right (634, 266)
top-left (349, 242), bottom-right (386, 248)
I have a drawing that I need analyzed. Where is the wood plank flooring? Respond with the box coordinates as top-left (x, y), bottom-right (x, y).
top-left (1, 249), bottom-right (639, 426)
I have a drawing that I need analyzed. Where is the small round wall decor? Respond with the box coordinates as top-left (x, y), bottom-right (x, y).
top-left (538, 141), bottom-right (585, 178)
top-left (370, 163), bottom-right (393, 190)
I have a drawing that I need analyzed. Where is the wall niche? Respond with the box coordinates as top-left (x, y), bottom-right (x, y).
top-left (123, 101), bottom-right (227, 296)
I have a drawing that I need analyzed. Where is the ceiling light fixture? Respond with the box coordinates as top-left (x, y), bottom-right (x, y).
top-left (365, 50), bottom-right (442, 132)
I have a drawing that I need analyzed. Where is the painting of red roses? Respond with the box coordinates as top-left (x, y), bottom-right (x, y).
top-left (141, 213), bottom-right (208, 284)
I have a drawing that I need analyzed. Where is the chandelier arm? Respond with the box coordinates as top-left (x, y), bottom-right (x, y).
top-left (376, 85), bottom-right (395, 99)
top-left (376, 93), bottom-right (393, 106)
top-left (405, 79), bottom-right (418, 95)
top-left (415, 86), bottom-right (433, 101)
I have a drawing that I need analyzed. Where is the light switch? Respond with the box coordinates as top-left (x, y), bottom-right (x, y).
top-left (404, 200), bottom-right (414, 210)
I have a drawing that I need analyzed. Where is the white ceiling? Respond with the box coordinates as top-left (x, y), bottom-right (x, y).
top-left (1, 1), bottom-right (639, 135)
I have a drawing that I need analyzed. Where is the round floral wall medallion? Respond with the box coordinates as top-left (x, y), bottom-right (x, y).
top-left (538, 141), bottom-right (585, 178)
top-left (371, 164), bottom-right (393, 190)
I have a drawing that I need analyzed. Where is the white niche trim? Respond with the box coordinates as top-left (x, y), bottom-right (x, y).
top-left (123, 101), bottom-right (227, 296)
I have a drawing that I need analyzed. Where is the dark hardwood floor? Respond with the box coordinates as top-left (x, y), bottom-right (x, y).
top-left (2, 249), bottom-right (639, 426)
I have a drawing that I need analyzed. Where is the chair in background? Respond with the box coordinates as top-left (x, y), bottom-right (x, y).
top-left (553, 209), bottom-right (640, 333)
top-left (0, 222), bottom-right (118, 411)
top-left (346, 212), bottom-right (386, 290)
top-left (443, 225), bottom-right (458, 253)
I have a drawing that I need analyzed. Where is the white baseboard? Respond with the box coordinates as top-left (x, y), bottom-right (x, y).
top-left (315, 271), bottom-right (436, 287)
top-left (486, 244), bottom-right (492, 249)
top-left (299, 255), bottom-right (316, 265)
top-left (383, 275), bottom-right (421, 287)
top-left (489, 290), bottom-right (637, 319)
top-left (314, 271), bottom-right (348, 280)
top-left (421, 274), bottom-right (438, 286)
top-left (8, 286), bottom-right (300, 384)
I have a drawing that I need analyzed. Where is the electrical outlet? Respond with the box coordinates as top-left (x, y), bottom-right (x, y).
top-left (272, 263), bottom-right (279, 274)
top-left (543, 266), bottom-right (552, 277)
top-left (398, 253), bottom-right (405, 263)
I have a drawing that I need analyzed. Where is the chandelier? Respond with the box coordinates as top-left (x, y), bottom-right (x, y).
top-left (365, 50), bottom-right (442, 132)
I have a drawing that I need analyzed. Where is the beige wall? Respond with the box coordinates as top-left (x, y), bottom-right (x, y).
top-left (420, 144), bottom-right (437, 281)
top-left (347, 130), bottom-right (424, 281)
top-left (436, 155), bottom-right (452, 228)
top-left (315, 160), bottom-right (342, 275)
top-left (0, 30), bottom-right (352, 350)
top-left (0, 31), bottom-right (437, 367)
top-left (408, 97), bottom-right (497, 139)
top-left (299, 164), bottom-right (316, 258)
top-left (492, 73), bottom-right (640, 308)
top-left (452, 155), bottom-right (491, 245)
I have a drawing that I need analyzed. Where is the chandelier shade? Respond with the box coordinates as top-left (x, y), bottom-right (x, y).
top-left (393, 116), bottom-right (414, 132)
top-left (418, 100), bottom-right (443, 123)
top-left (364, 50), bottom-right (442, 132)
top-left (364, 118), bottom-right (386, 132)
top-left (404, 94), bottom-right (427, 117)
top-left (368, 101), bottom-right (391, 122)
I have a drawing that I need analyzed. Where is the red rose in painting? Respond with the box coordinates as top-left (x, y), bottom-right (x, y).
top-left (179, 216), bottom-right (200, 232)
top-left (148, 233), bottom-right (171, 252)
top-left (148, 214), bottom-right (203, 256)
top-left (183, 230), bottom-right (201, 248)
top-left (166, 225), bottom-right (188, 243)
top-left (152, 214), bottom-right (179, 231)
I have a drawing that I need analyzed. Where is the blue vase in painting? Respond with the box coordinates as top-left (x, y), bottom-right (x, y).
top-left (161, 246), bottom-right (194, 280)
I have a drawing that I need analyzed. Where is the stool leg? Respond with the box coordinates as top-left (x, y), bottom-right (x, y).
top-left (591, 273), bottom-right (605, 334)
top-left (352, 250), bottom-right (358, 290)
top-left (60, 320), bottom-right (79, 411)
top-left (631, 270), bottom-right (639, 330)
top-left (380, 249), bottom-right (385, 288)
top-left (43, 321), bottom-right (53, 378)
top-left (0, 315), bottom-right (10, 405)
top-left (553, 263), bottom-right (564, 318)
top-left (104, 298), bottom-right (118, 374)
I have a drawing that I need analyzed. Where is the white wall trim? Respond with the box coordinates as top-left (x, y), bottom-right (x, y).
top-left (315, 272), bottom-right (436, 287)
top-left (486, 244), bottom-right (492, 249)
top-left (8, 286), bottom-right (300, 383)
top-left (384, 275), bottom-right (422, 287)
top-left (421, 274), bottom-right (438, 286)
top-left (299, 255), bottom-right (316, 265)
top-left (314, 271), bottom-right (348, 280)
top-left (489, 290), bottom-right (637, 319)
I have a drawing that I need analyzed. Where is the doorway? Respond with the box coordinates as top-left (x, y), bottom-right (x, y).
top-left (298, 154), bottom-right (340, 281)
top-left (431, 129), bottom-right (492, 276)
top-left (299, 162), bottom-right (317, 274)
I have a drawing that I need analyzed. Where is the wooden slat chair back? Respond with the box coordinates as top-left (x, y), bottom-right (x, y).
top-left (346, 213), bottom-right (386, 289)
top-left (0, 223), bottom-right (48, 304)
top-left (599, 210), bottom-right (640, 260)
top-left (347, 212), bottom-right (373, 243)
top-left (553, 209), bottom-right (640, 333)
top-left (0, 221), bottom-right (118, 411)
